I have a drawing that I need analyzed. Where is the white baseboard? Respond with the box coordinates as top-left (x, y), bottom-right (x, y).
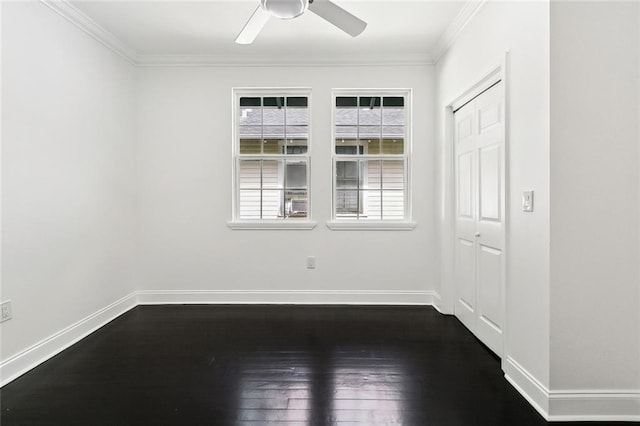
top-left (0, 292), bottom-right (138, 387)
top-left (137, 289), bottom-right (439, 306)
top-left (0, 289), bottom-right (437, 387)
top-left (504, 355), bottom-right (640, 422)
top-left (504, 356), bottom-right (550, 417)
top-left (430, 292), bottom-right (447, 314)
top-left (548, 391), bottom-right (640, 422)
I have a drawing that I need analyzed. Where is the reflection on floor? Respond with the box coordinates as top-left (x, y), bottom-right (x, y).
top-left (0, 305), bottom-right (625, 425)
top-left (236, 349), bottom-right (409, 423)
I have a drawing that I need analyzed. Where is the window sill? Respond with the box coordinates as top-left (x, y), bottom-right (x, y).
top-left (326, 221), bottom-right (417, 231)
top-left (227, 220), bottom-right (317, 230)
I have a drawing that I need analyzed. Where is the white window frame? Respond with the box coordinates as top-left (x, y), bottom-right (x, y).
top-left (228, 88), bottom-right (316, 230)
top-left (328, 89), bottom-right (416, 231)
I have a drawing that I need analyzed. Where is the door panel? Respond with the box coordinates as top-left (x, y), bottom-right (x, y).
top-left (455, 238), bottom-right (475, 331)
top-left (454, 81), bottom-right (505, 357)
top-left (457, 114), bottom-right (473, 142)
top-left (478, 244), bottom-right (502, 329)
top-left (479, 146), bottom-right (501, 222)
top-left (458, 153), bottom-right (474, 219)
top-left (456, 238), bottom-right (476, 310)
top-left (478, 100), bottom-right (501, 134)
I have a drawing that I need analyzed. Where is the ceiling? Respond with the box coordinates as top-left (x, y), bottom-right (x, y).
top-left (68, 0), bottom-right (473, 65)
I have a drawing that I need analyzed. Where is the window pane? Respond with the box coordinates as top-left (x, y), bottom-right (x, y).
top-left (360, 190), bottom-right (382, 220)
top-left (239, 125), bottom-right (262, 139)
top-left (383, 97), bottom-right (404, 107)
top-left (239, 190), bottom-right (261, 219)
top-left (362, 138), bottom-right (380, 155)
top-left (239, 99), bottom-right (261, 129)
top-left (336, 109), bottom-right (358, 126)
top-left (286, 140), bottom-right (308, 154)
top-left (359, 105), bottom-right (381, 125)
top-left (336, 190), bottom-right (359, 216)
top-left (263, 97), bottom-right (285, 107)
top-left (286, 161), bottom-right (307, 189)
top-left (364, 160), bottom-right (381, 189)
top-left (382, 108), bottom-right (404, 126)
top-left (285, 190), bottom-right (308, 218)
top-left (263, 102), bottom-right (285, 140)
top-left (359, 125), bottom-right (381, 139)
top-left (382, 160), bottom-right (404, 189)
top-left (239, 160), bottom-right (261, 189)
top-left (263, 126), bottom-right (285, 138)
top-left (359, 96), bottom-right (381, 108)
top-left (286, 106), bottom-right (308, 126)
top-left (382, 97), bottom-right (404, 125)
top-left (336, 161), bottom-right (358, 188)
top-left (239, 139), bottom-right (261, 154)
top-left (286, 125), bottom-right (309, 139)
top-left (335, 139), bottom-right (359, 155)
top-left (336, 96), bottom-right (357, 107)
top-left (263, 139), bottom-right (283, 154)
top-left (262, 190), bottom-right (283, 219)
top-left (336, 125), bottom-right (358, 139)
top-left (262, 160), bottom-right (282, 189)
top-left (286, 97), bottom-right (308, 107)
top-left (263, 106), bottom-right (284, 125)
top-left (240, 97), bottom-right (261, 107)
top-left (381, 138), bottom-right (404, 155)
top-left (382, 190), bottom-right (404, 219)
top-left (336, 97), bottom-right (357, 125)
top-left (382, 125), bottom-right (404, 139)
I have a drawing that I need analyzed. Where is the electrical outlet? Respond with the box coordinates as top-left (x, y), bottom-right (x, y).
top-left (1, 301), bottom-right (12, 323)
top-left (522, 191), bottom-right (534, 212)
top-left (306, 256), bottom-right (316, 269)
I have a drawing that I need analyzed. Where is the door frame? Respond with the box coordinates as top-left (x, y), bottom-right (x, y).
top-left (445, 53), bottom-right (510, 360)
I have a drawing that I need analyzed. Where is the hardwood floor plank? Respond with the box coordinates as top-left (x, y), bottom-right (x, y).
top-left (0, 305), bottom-right (634, 425)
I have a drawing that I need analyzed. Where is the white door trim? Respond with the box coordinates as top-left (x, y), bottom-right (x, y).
top-left (444, 52), bottom-right (510, 361)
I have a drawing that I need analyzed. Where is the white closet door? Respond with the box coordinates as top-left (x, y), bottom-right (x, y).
top-left (453, 81), bottom-right (505, 356)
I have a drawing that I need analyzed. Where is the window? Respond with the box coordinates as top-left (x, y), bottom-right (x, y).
top-left (231, 89), bottom-right (314, 229)
top-left (331, 90), bottom-right (412, 226)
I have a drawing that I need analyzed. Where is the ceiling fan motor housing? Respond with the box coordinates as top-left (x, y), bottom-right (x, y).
top-left (261, 0), bottom-right (309, 19)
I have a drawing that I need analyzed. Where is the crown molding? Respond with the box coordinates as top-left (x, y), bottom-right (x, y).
top-left (430, 0), bottom-right (487, 64)
top-left (135, 53), bottom-right (434, 68)
top-left (40, 0), bottom-right (438, 68)
top-left (40, 0), bottom-right (137, 65)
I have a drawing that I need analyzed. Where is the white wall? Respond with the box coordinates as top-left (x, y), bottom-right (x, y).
top-left (135, 65), bottom-right (436, 298)
top-left (1, 2), bottom-right (136, 361)
top-left (550, 0), bottom-right (640, 393)
top-left (435, 0), bottom-right (551, 390)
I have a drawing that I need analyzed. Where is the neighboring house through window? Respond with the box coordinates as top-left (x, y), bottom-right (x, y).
top-left (232, 89), bottom-right (311, 225)
top-left (332, 90), bottom-right (411, 222)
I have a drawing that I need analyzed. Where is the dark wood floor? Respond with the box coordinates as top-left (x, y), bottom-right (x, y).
top-left (1, 305), bottom-right (634, 425)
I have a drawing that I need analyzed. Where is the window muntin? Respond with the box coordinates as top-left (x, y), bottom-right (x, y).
top-left (235, 91), bottom-right (310, 221)
top-left (333, 92), bottom-right (409, 221)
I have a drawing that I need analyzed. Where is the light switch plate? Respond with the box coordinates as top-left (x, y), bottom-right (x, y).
top-left (522, 191), bottom-right (534, 212)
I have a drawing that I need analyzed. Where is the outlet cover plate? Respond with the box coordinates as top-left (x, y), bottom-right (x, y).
top-left (1, 301), bottom-right (12, 323)
top-left (306, 256), bottom-right (316, 269)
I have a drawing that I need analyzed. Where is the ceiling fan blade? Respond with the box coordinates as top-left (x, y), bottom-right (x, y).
top-left (235, 6), bottom-right (271, 44)
top-left (308, 0), bottom-right (366, 37)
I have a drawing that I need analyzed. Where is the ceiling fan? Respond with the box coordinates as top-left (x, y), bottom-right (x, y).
top-left (235, 0), bottom-right (367, 44)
